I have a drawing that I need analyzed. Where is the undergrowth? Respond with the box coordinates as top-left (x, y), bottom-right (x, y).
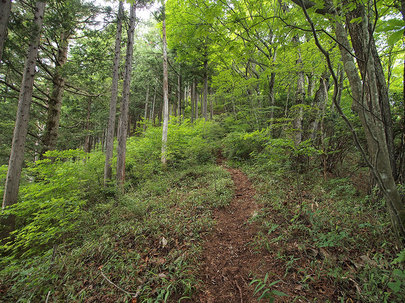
top-left (1, 116), bottom-right (404, 302)
top-left (221, 123), bottom-right (405, 302)
top-left (0, 119), bottom-right (233, 302)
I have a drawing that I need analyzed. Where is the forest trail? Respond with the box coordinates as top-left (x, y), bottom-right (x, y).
top-left (196, 159), bottom-right (261, 303)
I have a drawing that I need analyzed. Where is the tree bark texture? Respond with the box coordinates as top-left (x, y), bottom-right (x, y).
top-left (0, 0), bottom-right (11, 62)
top-left (161, 9), bottom-right (169, 165)
top-left (345, 4), bottom-right (396, 179)
top-left (3, 1), bottom-right (45, 208)
top-left (104, 1), bottom-right (124, 183)
top-left (117, 4), bottom-right (136, 186)
top-left (293, 0), bottom-right (405, 240)
top-left (334, 18), bottom-right (405, 240)
top-left (41, 31), bottom-right (69, 156)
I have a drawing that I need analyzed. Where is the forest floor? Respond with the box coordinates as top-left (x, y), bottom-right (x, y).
top-left (196, 159), bottom-right (260, 302)
top-left (1, 124), bottom-right (404, 303)
top-left (192, 158), bottom-right (338, 303)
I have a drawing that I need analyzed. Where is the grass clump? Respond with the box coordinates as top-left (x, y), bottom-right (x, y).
top-left (237, 152), bottom-right (405, 302)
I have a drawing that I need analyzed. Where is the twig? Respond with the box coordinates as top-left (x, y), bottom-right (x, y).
top-left (235, 280), bottom-right (243, 303)
top-left (99, 268), bottom-right (136, 297)
top-left (45, 291), bottom-right (51, 303)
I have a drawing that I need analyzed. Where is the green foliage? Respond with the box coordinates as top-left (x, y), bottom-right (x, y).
top-left (377, 18), bottom-right (405, 46)
top-left (239, 152), bottom-right (405, 302)
top-left (250, 273), bottom-right (288, 302)
top-left (222, 129), bottom-right (269, 160)
top-left (0, 149), bottom-right (105, 259)
top-left (126, 119), bottom-right (223, 184)
top-left (0, 120), bottom-right (234, 302)
top-left (0, 162), bottom-right (233, 302)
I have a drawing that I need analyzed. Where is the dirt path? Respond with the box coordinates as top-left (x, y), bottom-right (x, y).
top-left (196, 163), bottom-right (261, 303)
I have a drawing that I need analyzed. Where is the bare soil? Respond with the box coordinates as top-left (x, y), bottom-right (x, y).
top-left (193, 160), bottom-right (338, 303)
top-left (195, 161), bottom-right (262, 303)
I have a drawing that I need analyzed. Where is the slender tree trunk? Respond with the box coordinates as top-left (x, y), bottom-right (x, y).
top-left (203, 59), bottom-right (208, 120)
top-left (307, 73), bottom-right (315, 97)
top-left (310, 72), bottom-right (329, 142)
top-left (104, 1), bottom-right (123, 183)
top-left (195, 88), bottom-right (199, 120)
top-left (177, 73), bottom-right (182, 122)
top-left (3, 1), bottom-right (45, 209)
top-left (161, 6), bottom-right (169, 165)
top-left (0, 0), bottom-right (11, 62)
top-left (210, 88), bottom-right (213, 120)
top-left (143, 85), bottom-right (149, 132)
top-left (191, 78), bottom-right (195, 123)
top-left (117, 4), bottom-right (136, 186)
top-left (184, 84), bottom-right (188, 119)
top-left (268, 73), bottom-right (275, 111)
top-left (293, 46), bottom-right (305, 146)
top-left (151, 86), bottom-right (157, 126)
top-left (83, 98), bottom-right (92, 153)
top-left (41, 31), bottom-right (69, 156)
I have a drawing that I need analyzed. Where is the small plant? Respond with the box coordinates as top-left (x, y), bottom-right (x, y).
top-left (250, 273), bottom-right (288, 302)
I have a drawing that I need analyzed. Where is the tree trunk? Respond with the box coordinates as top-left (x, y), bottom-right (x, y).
top-left (210, 88), bottom-right (213, 120)
top-left (334, 18), bottom-right (405, 240)
top-left (117, 4), bottom-right (136, 187)
top-left (203, 58), bottom-right (208, 120)
top-left (310, 72), bottom-right (329, 142)
top-left (143, 85), bottom-right (149, 132)
top-left (191, 78), bottom-right (195, 123)
top-left (151, 86), bottom-right (157, 126)
top-left (161, 6), bottom-right (169, 165)
top-left (0, 0), bottom-right (11, 62)
top-left (3, 1), bottom-right (45, 209)
top-left (195, 87), bottom-right (199, 120)
top-left (346, 5), bottom-right (396, 179)
top-left (83, 98), bottom-right (92, 153)
top-left (293, 42), bottom-right (305, 147)
top-left (104, 1), bottom-right (123, 183)
top-left (307, 73), bottom-right (315, 97)
top-left (177, 73), bottom-right (182, 122)
top-left (41, 31), bottom-right (69, 156)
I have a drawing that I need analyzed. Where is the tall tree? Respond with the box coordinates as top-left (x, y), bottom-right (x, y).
top-left (0, 0), bottom-right (12, 61)
top-left (293, 36), bottom-right (305, 146)
top-left (161, 2), bottom-right (169, 165)
top-left (104, 1), bottom-right (124, 184)
top-left (202, 56), bottom-right (208, 120)
top-left (143, 84), bottom-right (150, 131)
top-left (40, 30), bottom-right (69, 156)
top-left (116, 3), bottom-right (136, 186)
top-left (41, 0), bottom-right (98, 156)
top-left (3, 1), bottom-right (46, 208)
top-left (292, 0), bottom-right (405, 241)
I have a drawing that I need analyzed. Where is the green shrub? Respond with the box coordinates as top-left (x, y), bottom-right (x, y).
top-left (222, 129), bottom-right (269, 160)
top-left (0, 149), bottom-right (105, 259)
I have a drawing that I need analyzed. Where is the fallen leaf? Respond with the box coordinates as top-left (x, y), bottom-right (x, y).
top-left (160, 237), bottom-right (168, 248)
